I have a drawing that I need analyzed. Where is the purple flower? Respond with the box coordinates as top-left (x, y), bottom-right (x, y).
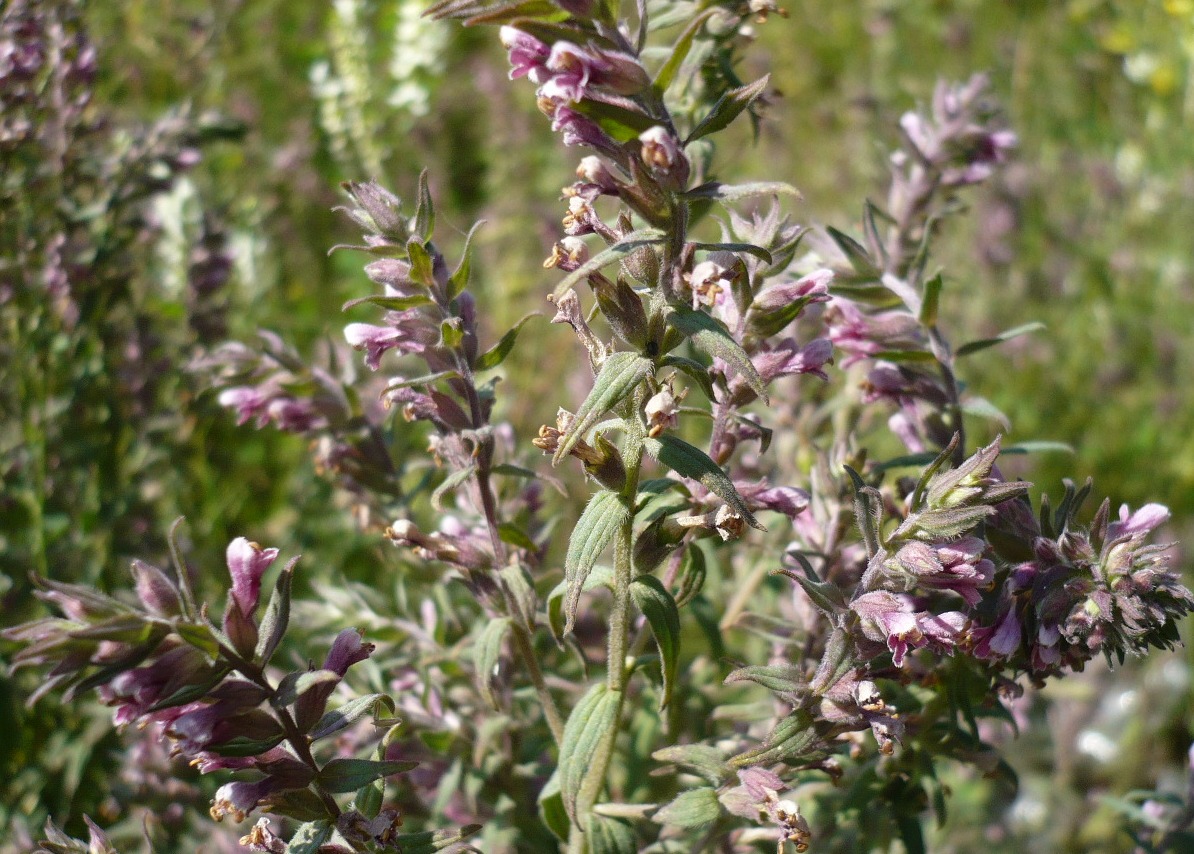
top-left (887, 538), bottom-right (995, 605)
top-left (100, 644), bottom-right (211, 726)
top-left (325, 628), bottom-right (375, 676)
top-left (210, 778), bottom-right (283, 824)
top-left (217, 386), bottom-right (270, 426)
top-left (1107, 503), bottom-right (1170, 540)
top-left (499, 26), bottom-right (550, 83)
top-left (345, 322), bottom-right (423, 370)
top-left (824, 299), bottom-right (924, 366)
top-left (226, 537), bottom-right (279, 618)
top-left (752, 268), bottom-right (833, 313)
top-left (752, 337), bottom-right (834, 383)
top-left (130, 559), bottom-right (182, 617)
top-left (971, 605), bottom-right (1023, 660)
top-left (851, 591), bottom-right (966, 666)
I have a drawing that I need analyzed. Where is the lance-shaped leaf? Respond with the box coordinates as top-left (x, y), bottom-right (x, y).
top-left (553, 352), bottom-right (653, 465)
top-left (729, 708), bottom-right (821, 768)
top-left (588, 814), bottom-right (637, 854)
top-left (659, 355), bottom-right (713, 399)
top-left (273, 669), bottom-right (340, 707)
top-left (412, 169), bottom-right (434, 242)
top-left (644, 435), bottom-right (761, 529)
top-left (549, 565), bottom-right (613, 642)
top-left (287, 822), bottom-right (334, 854)
top-left (651, 743), bottom-right (727, 785)
top-left (310, 693), bottom-right (397, 741)
top-left (473, 617), bottom-right (512, 710)
top-left (955, 322), bottom-right (1045, 358)
top-left (674, 543), bottom-right (707, 607)
top-left (255, 557), bottom-right (295, 665)
top-left (342, 293), bottom-right (433, 312)
top-left (691, 241), bottom-right (773, 264)
top-left (538, 769), bottom-right (571, 841)
top-left (686, 75), bottom-right (770, 143)
top-left (551, 229), bottom-right (666, 301)
top-left (563, 492), bottom-right (629, 634)
top-left (474, 312), bottom-right (540, 371)
top-left (318, 758), bottom-right (419, 793)
top-left (724, 663), bottom-right (810, 699)
top-left (448, 220), bottom-right (484, 299)
top-left (630, 575), bottom-right (681, 710)
top-left (680, 181), bottom-right (801, 204)
top-left (653, 8), bottom-right (718, 93)
top-left (844, 465), bottom-right (883, 558)
top-left (827, 225), bottom-right (881, 282)
top-left (431, 464), bottom-right (476, 511)
top-left (652, 787), bottom-right (722, 828)
top-left (559, 684), bottom-right (621, 819)
top-left (919, 272), bottom-right (943, 326)
top-left (665, 307), bottom-right (768, 403)
top-left (388, 825), bottom-right (483, 854)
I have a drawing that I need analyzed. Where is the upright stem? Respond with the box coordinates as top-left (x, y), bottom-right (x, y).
top-left (459, 359), bottom-right (565, 744)
top-left (569, 421), bottom-right (645, 852)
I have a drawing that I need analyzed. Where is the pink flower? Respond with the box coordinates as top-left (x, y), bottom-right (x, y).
top-left (226, 537), bottom-right (279, 617)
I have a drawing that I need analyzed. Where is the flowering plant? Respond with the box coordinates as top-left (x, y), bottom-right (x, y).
top-left (6, 0), bottom-right (1192, 852)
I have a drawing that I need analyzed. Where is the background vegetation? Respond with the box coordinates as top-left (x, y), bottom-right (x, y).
top-left (3, 0), bottom-right (1192, 850)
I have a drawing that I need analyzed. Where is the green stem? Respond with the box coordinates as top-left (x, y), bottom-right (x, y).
top-left (569, 422), bottom-right (645, 852)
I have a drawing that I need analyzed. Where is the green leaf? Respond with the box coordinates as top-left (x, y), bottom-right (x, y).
top-left (563, 491), bottom-right (629, 634)
top-left (310, 693), bottom-right (397, 741)
top-left (680, 180), bottom-right (801, 203)
top-left (413, 168), bottom-right (434, 242)
top-left (827, 225), bottom-right (881, 281)
top-left (651, 787), bottom-right (722, 828)
top-left (1002, 440), bottom-right (1074, 455)
top-left (955, 322), bottom-right (1046, 357)
top-left (551, 229), bottom-right (666, 301)
top-left (264, 789), bottom-right (329, 823)
top-left (630, 575), bottom-right (681, 710)
top-left (472, 617), bottom-right (512, 710)
top-left (674, 543), bottom-right (707, 607)
top-left (318, 758), bottom-right (419, 793)
top-left (408, 238), bottom-right (435, 286)
top-left (286, 821), bottom-right (333, 854)
top-left (691, 241), bottom-right (773, 264)
top-left (588, 814), bottom-right (637, 854)
top-left (687, 75), bottom-right (770, 143)
top-left (388, 825), bottom-right (483, 854)
top-left (448, 220), bottom-right (484, 299)
top-left (730, 709), bottom-right (820, 767)
top-left (538, 769), bottom-right (571, 841)
top-left (548, 565), bottom-right (614, 642)
top-left (666, 307), bottom-right (767, 403)
top-left (255, 558), bottom-right (294, 665)
top-left (205, 733), bottom-right (286, 757)
top-left (653, 9), bottom-right (717, 93)
top-left (273, 669), bottom-right (340, 707)
top-left (651, 743), bottom-right (727, 785)
top-left (724, 663), bottom-right (809, 697)
top-left (659, 355), bottom-right (713, 399)
top-left (431, 464), bottom-right (476, 511)
top-left (559, 684), bottom-right (621, 819)
top-left (342, 293), bottom-right (432, 312)
top-left (644, 435), bottom-right (760, 529)
top-left (474, 312), bottom-right (539, 371)
top-left (961, 395), bottom-right (1010, 428)
top-left (382, 370), bottom-right (460, 393)
top-left (553, 352), bottom-right (653, 465)
top-left (919, 273), bottom-right (942, 326)
top-left (440, 317), bottom-right (464, 349)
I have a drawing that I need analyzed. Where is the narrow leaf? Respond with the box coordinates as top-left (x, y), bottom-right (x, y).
top-left (413, 168), bottom-right (434, 242)
top-left (630, 575), bottom-right (681, 710)
top-left (552, 229), bottom-right (666, 301)
top-left (653, 9), bottom-right (717, 93)
top-left (687, 75), bottom-right (770, 143)
top-left (474, 313), bottom-right (540, 371)
top-left (588, 814), bottom-right (637, 854)
top-left (956, 322), bottom-right (1045, 357)
top-left (538, 769), bottom-right (571, 841)
top-left (431, 464), bottom-right (476, 511)
top-left (564, 491), bottom-right (629, 634)
top-left (691, 241), bottom-right (773, 264)
top-left (448, 220), bottom-right (485, 299)
top-left (472, 617), bottom-right (512, 710)
top-left (310, 693), bottom-right (397, 741)
top-left (342, 293), bottom-right (432, 312)
top-left (652, 787), bottom-right (722, 828)
top-left (730, 709), bottom-right (820, 767)
top-left (273, 669), bottom-right (340, 707)
top-left (666, 307), bottom-right (767, 403)
top-left (644, 435), bottom-right (761, 529)
top-left (254, 558), bottom-right (295, 665)
top-left (319, 758), bottom-right (419, 793)
top-left (680, 180), bottom-right (800, 203)
top-left (827, 226), bottom-right (881, 281)
top-left (287, 822), bottom-right (333, 854)
top-left (553, 352), bottom-right (653, 465)
top-left (559, 685), bottom-right (621, 819)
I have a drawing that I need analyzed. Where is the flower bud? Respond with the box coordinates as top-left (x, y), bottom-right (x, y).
top-left (638, 126), bottom-right (689, 190)
top-left (130, 559), bottom-right (182, 617)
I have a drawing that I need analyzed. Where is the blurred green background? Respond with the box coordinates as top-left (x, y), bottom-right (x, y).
top-left (2, 0), bottom-right (1193, 850)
